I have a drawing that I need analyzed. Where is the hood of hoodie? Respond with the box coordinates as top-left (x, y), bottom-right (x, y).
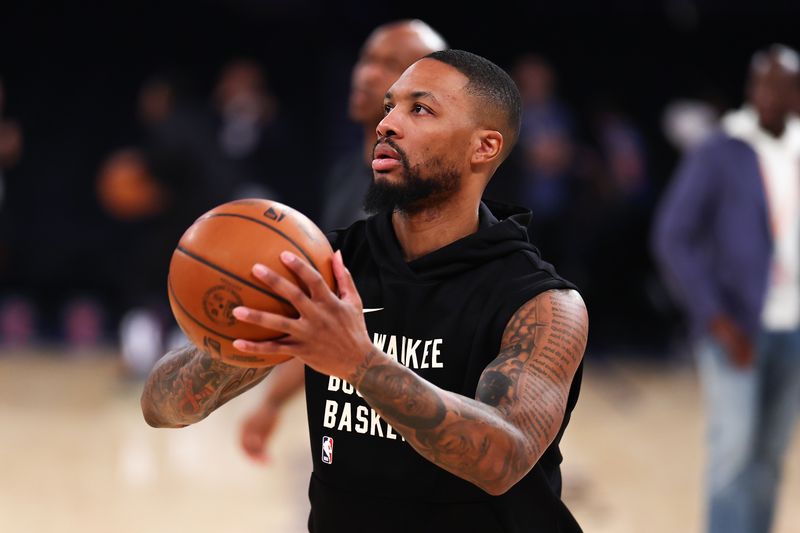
top-left (365, 200), bottom-right (541, 282)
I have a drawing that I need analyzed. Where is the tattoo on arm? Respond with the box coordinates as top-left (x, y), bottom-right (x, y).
top-left (357, 363), bottom-right (447, 430)
top-left (477, 290), bottom-right (587, 462)
top-left (355, 289), bottom-right (587, 495)
top-left (141, 344), bottom-right (272, 428)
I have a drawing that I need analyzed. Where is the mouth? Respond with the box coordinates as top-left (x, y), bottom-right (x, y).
top-left (372, 142), bottom-right (402, 172)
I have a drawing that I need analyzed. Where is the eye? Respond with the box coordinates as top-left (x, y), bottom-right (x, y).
top-left (412, 104), bottom-right (431, 115)
top-left (383, 103), bottom-right (394, 116)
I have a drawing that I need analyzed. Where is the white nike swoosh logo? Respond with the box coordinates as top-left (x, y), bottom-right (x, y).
top-left (362, 308), bottom-right (384, 314)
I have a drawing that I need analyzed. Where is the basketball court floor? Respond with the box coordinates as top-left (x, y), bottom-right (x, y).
top-left (1, 349), bottom-right (798, 533)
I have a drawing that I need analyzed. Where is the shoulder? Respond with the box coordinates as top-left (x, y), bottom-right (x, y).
top-left (497, 290), bottom-right (588, 382)
top-left (505, 289), bottom-right (587, 338)
top-left (487, 289), bottom-right (587, 401)
top-left (478, 248), bottom-right (579, 341)
top-left (499, 247), bottom-right (578, 301)
top-left (689, 132), bottom-right (756, 162)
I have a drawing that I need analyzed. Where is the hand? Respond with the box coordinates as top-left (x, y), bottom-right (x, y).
top-left (239, 400), bottom-right (280, 464)
top-left (231, 250), bottom-right (375, 381)
top-left (709, 315), bottom-right (755, 369)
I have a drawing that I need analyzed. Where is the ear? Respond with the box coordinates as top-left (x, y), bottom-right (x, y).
top-left (471, 130), bottom-right (504, 165)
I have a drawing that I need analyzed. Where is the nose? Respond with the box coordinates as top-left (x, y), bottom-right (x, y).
top-left (376, 109), bottom-right (401, 139)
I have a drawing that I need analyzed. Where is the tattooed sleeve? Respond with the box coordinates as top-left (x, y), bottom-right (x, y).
top-left (140, 344), bottom-right (273, 428)
top-left (352, 289), bottom-right (587, 495)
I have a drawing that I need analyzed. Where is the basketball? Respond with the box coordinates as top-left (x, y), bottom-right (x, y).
top-left (167, 198), bottom-right (335, 367)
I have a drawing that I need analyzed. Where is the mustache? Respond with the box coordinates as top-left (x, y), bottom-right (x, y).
top-left (373, 137), bottom-right (409, 166)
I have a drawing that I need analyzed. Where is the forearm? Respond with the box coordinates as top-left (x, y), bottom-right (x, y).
top-left (260, 357), bottom-right (305, 409)
top-left (141, 344), bottom-right (272, 428)
top-left (351, 350), bottom-right (531, 495)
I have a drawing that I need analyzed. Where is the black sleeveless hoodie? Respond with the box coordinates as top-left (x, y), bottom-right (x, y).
top-left (305, 201), bottom-right (583, 533)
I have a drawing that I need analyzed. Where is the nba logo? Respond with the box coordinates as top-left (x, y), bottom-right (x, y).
top-left (321, 436), bottom-right (334, 464)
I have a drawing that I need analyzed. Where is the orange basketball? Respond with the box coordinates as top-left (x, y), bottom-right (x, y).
top-left (167, 199), bottom-right (335, 367)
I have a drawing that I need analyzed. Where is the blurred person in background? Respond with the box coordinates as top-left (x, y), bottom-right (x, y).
top-left (1, 74), bottom-right (119, 350)
top-left (0, 79), bottom-right (23, 209)
top-left (503, 55), bottom-right (577, 267)
top-left (238, 19), bottom-right (447, 464)
top-left (98, 73), bottom-right (231, 376)
top-left (213, 58), bottom-right (302, 205)
top-left (0, 77), bottom-right (34, 346)
top-left (580, 105), bottom-right (657, 352)
top-left (319, 20), bottom-right (448, 231)
top-left (653, 44), bottom-right (800, 533)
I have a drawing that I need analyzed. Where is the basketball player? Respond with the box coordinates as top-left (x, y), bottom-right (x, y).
top-left (141, 50), bottom-right (588, 532)
top-left (238, 20), bottom-right (448, 463)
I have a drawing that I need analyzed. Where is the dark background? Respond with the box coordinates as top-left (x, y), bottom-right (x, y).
top-left (1, 0), bottom-right (798, 355)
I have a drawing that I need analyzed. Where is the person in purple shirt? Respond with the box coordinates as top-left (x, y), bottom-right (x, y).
top-left (653, 44), bottom-right (800, 533)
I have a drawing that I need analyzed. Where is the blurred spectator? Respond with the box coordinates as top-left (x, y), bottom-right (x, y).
top-left (320, 20), bottom-right (447, 231)
top-left (653, 44), bottom-right (800, 533)
top-left (0, 72), bottom-right (116, 350)
top-left (0, 80), bottom-right (23, 207)
top-left (516, 54), bottom-right (575, 215)
top-left (212, 59), bottom-right (302, 205)
top-left (596, 110), bottom-right (650, 205)
top-left (0, 77), bottom-right (35, 347)
top-left (494, 54), bottom-right (577, 267)
top-left (571, 106), bottom-right (659, 352)
top-left (98, 73), bottom-right (231, 374)
top-left (96, 148), bottom-right (167, 221)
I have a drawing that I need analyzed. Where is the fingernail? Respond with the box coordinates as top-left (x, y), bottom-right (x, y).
top-left (253, 263), bottom-right (268, 276)
top-left (232, 307), bottom-right (247, 319)
top-left (335, 249), bottom-right (342, 260)
top-left (233, 339), bottom-right (247, 350)
top-left (280, 251), bottom-right (296, 263)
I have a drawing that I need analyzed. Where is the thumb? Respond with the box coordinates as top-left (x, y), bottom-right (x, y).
top-left (332, 250), bottom-right (362, 308)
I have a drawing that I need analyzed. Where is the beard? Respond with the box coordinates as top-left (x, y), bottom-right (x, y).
top-left (363, 138), bottom-right (461, 216)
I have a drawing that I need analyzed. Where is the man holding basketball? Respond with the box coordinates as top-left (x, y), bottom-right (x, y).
top-left (237, 20), bottom-right (448, 463)
top-left (142, 50), bottom-right (587, 532)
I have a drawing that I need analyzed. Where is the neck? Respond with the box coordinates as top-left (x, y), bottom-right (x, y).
top-left (391, 192), bottom-right (481, 262)
top-left (760, 117), bottom-right (786, 138)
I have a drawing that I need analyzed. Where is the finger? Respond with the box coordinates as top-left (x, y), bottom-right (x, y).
top-left (280, 251), bottom-right (334, 302)
top-left (251, 262), bottom-right (313, 315)
top-left (233, 338), bottom-right (298, 357)
top-left (233, 306), bottom-right (298, 335)
top-left (332, 250), bottom-right (362, 307)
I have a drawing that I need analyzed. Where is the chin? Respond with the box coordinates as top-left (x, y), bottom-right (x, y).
top-left (374, 172), bottom-right (408, 188)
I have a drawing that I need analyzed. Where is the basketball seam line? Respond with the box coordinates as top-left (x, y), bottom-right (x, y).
top-left (199, 213), bottom-right (319, 270)
top-left (175, 245), bottom-right (291, 306)
top-left (168, 277), bottom-right (238, 341)
top-left (167, 276), bottom-right (286, 344)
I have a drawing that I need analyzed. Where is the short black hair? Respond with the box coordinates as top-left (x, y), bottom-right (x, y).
top-left (424, 49), bottom-right (522, 157)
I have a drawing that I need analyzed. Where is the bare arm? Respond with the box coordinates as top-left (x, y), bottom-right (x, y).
top-left (229, 253), bottom-right (586, 494)
top-left (350, 289), bottom-right (587, 495)
top-left (258, 357), bottom-right (306, 408)
top-left (238, 357), bottom-right (306, 462)
top-left (141, 343), bottom-right (273, 428)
